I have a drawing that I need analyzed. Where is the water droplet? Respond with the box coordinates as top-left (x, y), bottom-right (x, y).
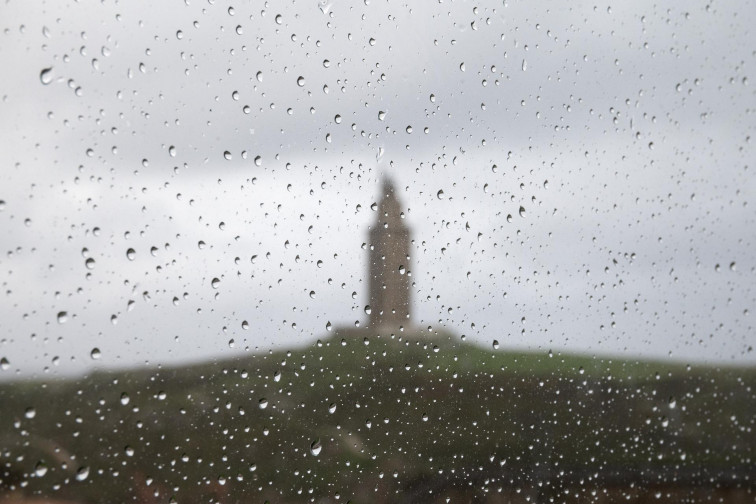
top-left (25, 407), bottom-right (36, 419)
top-left (258, 398), bottom-right (268, 409)
top-left (297, 76), bottom-right (305, 87)
top-left (521, 59), bottom-right (527, 71)
top-left (405, 125), bottom-right (413, 134)
top-left (519, 206), bottom-right (526, 218)
top-left (398, 265), bottom-right (406, 275)
top-left (437, 190), bottom-right (445, 199)
top-left (275, 14), bottom-right (283, 24)
top-left (256, 71), bottom-right (263, 82)
top-left (364, 305), bottom-right (372, 315)
top-left (273, 370), bottom-right (281, 382)
top-left (211, 277), bottom-right (220, 289)
top-left (126, 248), bottom-right (136, 260)
top-left (459, 62), bottom-right (465, 72)
top-left (492, 340), bottom-right (499, 350)
top-left (0, 357), bottom-right (9, 371)
top-left (40, 67), bottom-right (53, 85)
top-left (176, 30), bottom-right (183, 40)
top-left (223, 151), bottom-right (232, 160)
top-left (75, 466), bottom-right (90, 481)
top-left (90, 348), bottom-right (101, 360)
top-left (242, 320), bottom-right (249, 330)
top-left (328, 403), bottom-right (337, 414)
top-left (35, 462), bottom-right (48, 477)
top-left (125, 446), bottom-right (134, 457)
top-left (57, 311), bottom-right (68, 324)
top-left (254, 155), bottom-right (262, 166)
top-left (310, 439), bottom-right (322, 456)
top-left (84, 258), bottom-right (95, 270)
top-left (120, 393), bottom-right (130, 405)
top-left (228, 339), bottom-right (235, 348)
top-left (168, 145), bottom-right (176, 157)
top-left (378, 111), bottom-right (386, 121)
top-left (326, 321), bottom-right (332, 331)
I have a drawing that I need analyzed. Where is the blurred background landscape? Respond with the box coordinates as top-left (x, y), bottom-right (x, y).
top-left (1, 0), bottom-right (754, 501)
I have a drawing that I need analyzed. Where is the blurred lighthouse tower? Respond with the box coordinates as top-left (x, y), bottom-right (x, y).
top-left (368, 177), bottom-right (412, 329)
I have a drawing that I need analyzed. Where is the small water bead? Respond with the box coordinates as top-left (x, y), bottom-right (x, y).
top-left (84, 258), bottom-right (95, 270)
top-left (90, 348), bottom-right (101, 360)
top-left (120, 393), bottom-right (130, 405)
top-left (326, 321), bottom-right (332, 331)
top-left (57, 312), bottom-right (68, 324)
top-left (437, 190), bottom-right (445, 199)
top-left (0, 357), bottom-right (9, 371)
top-left (275, 14), bottom-right (283, 24)
top-left (223, 151), bottom-right (232, 160)
top-left (125, 446), bottom-right (134, 457)
top-left (364, 305), bottom-right (372, 315)
top-left (297, 76), bottom-right (305, 86)
top-left (168, 145), bottom-right (176, 157)
top-left (211, 278), bottom-right (220, 289)
top-left (258, 398), bottom-right (268, 409)
top-left (519, 206), bottom-right (526, 218)
top-left (310, 439), bottom-right (322, 456)
top-left (126, 248), bottom-right (135, 260)
top-left (242, 320), bottom-right (249, 330)
top-left (492, 340), bottom-right (499, 350)
top-left (254, 156), bottom-right (262, 166)
top-left (25, 407), bottom-right (36, 419)
top-left (328, 403), bottom-right (337, 414)
top-left (256, 71), bottom-right (263, 82)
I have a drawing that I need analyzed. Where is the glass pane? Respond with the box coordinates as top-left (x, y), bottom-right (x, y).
top-left (1, 1), bottom-right (754, 502)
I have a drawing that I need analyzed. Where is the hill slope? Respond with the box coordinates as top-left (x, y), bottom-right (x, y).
top-left (1, 335), bottom-right (754, 503)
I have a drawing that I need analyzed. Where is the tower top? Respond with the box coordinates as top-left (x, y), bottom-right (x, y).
top-left (377, 176), bottom-right (404, 230)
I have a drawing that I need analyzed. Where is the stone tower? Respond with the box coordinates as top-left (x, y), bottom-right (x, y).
top-left (368, 177), bottom-right (411, 329)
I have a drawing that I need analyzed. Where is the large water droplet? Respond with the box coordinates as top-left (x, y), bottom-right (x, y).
top-left (40, 67), bottom-right (54, 85)
top-left (75, 466), bottom-right (90, 481)
top-left (90, 348), bottom-right (101, 360)
top-left (57, 312), bottom-right (68, 324)
top-left (126, 248), bottom-right (136, 260)
top-left (297, 76), bottom-right (305, 87)
top-left (310, 439), bottom-right (322, 456)
top-left (35, 461), bottom-right (48, 477)
top-left (258, 398), bottom-right (268, 409)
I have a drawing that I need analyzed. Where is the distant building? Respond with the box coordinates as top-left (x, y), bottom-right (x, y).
top-left (367, 177), bottom-right (411, 330)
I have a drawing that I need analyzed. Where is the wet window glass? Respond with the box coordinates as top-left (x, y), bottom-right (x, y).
top-left (1, 1), bottom-right (754, 502)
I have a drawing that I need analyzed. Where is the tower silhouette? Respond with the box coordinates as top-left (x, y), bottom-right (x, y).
top-left (368, 177), bottom-right (411, 329)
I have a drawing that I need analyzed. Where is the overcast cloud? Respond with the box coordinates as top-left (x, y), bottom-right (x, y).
top-left (1, 0), bottom-right (754, 379)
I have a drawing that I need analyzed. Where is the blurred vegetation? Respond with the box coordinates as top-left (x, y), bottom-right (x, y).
top-left (0, 333), bottom-right (754, 503)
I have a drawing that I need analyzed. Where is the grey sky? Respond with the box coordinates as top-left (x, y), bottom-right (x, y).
top-left (1, 0), bottom-right (754, 379)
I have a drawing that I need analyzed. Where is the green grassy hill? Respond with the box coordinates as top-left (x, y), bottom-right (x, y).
top-left (1, 334), bottom-right (754, 503)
